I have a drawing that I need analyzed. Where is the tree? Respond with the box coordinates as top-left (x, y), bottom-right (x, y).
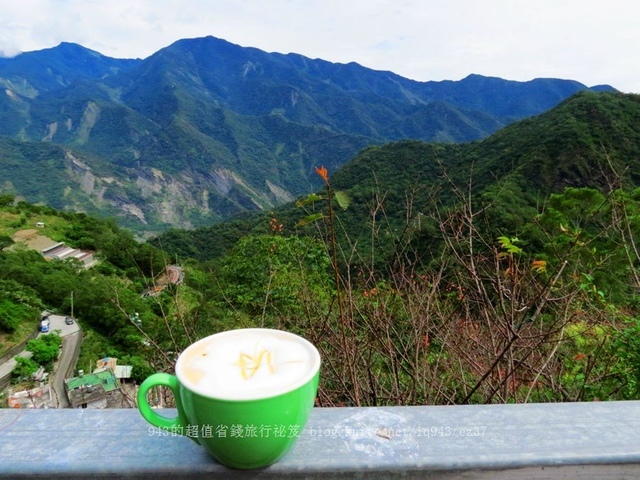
top-left (0, 280), bottom-right (41, 333)
top-left (0, 299), bottom-right (26, 332)
top-left (0, 194), bottom-right (14, 207)
top-left (219, 234), bottom-right (331, 317)
top-left (0, 235), bottom-right (13, 250)
top-left (12, 356), bottom-right (39, 379)
top-left (26, 333), bottom-right (62, 365)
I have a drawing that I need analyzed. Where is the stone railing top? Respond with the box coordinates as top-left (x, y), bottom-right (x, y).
top-left (2, 401), bottom-right (640, 479)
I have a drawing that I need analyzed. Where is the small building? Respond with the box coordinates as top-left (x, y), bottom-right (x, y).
top-left (65, 370), bottom-right (119, 409)
top-left (94, 357), bottom-right (133, 382)
top-left (114, 365), bottom-right (133, 382)
top-left (35, 222), bottom-right (45, 228)
top-left (6, 385), bottom-right (53, 409)
top-left (96, 357), bottom-right (118, 372)
top-left (42, 242), bottom-right (96, 269)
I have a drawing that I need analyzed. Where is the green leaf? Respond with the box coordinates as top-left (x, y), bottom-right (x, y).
top-left (497, 236), bottom-right (522, 254)
top-left (296, 213), bottom-right (326, 227)
top-left (333, 190), bottom-right (351, 210)
top-left (296, 193), bottom-right (325, 207)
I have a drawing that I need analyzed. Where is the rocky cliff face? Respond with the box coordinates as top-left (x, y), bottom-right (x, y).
top-left (62, 149), bottom-right (291, 232)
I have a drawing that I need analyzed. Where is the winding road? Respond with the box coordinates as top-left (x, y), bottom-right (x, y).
top-left (0, 314), bottom-right (81, 408)
top-left (47, 315), bottom-right (81, 408)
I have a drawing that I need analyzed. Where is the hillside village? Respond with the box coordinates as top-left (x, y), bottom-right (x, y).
top-left (10, 226), bottom-right (96, 268)
top-left (1, 221), bottom-right (183, 409)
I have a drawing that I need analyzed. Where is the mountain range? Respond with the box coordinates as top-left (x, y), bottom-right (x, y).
top-left (0, 36), bottom-right (615, 235)
top-left (153, 90), bottom-right (640, 263)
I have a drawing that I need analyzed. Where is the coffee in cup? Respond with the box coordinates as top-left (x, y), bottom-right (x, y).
top-left (137, 328), bottom-right (321, 469)
top-left (178, 328), bottom-right (316, 400)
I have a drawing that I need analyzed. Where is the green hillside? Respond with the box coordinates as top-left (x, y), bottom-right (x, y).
top-left (153, 91), bottom-right (640, 262)
top-left (3, 91), bottom-right (640, 408)
top-left (141, 91), bottom-right (640, 408)
top-left (0, 200), bottom-right (186, 383)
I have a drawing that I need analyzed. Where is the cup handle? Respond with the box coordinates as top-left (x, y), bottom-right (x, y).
top-left (137, 373), bottom-right (199, 444)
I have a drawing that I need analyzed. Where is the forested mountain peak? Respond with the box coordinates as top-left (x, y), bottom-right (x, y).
top-left (0, 36), bottom-right (617, 235)
top-left (0, 42), bottom-right (140, 97)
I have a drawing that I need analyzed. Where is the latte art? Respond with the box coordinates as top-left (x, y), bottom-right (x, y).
top-left (177, 329), bottom-right (319, 400)
top-left (236, 349), bottom-right (275, 379)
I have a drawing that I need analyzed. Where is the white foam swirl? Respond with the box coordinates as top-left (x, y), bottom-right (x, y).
top-left (177, 329), bottom-right (319, 400)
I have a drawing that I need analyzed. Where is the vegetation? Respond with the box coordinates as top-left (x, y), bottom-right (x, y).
top-left (26, 333), bottom-right (62, 367)
top-left (150, 92), bottom-right (640, 406)
top-left (0, 200), bottom-right (186, 381)
top-left (11, 357), bottom-right (40, 380)
top-left (153, 92), bottom-right (640, 262)
top-left (1, 90), bottom-right (639, 408)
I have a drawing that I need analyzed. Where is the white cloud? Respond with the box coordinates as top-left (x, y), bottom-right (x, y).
top-left (0, 0), bottom-right (638, 92)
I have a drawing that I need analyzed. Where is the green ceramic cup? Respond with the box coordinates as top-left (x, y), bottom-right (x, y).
top-left (137, 328), bottom-right (320, 469)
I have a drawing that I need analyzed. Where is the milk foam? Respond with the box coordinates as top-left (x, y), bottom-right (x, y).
top-left (177, 329), bottom-right (318, 400)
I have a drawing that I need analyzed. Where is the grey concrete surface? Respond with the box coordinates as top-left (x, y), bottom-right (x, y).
top-left (1, 401), bottom-right (640, 478)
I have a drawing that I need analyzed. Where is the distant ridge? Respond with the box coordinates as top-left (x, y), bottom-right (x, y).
top-left (0, 36), bottom-right (617, 235)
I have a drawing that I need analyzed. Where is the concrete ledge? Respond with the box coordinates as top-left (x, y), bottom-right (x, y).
top-left (1, 401), bottom-right (640, 479)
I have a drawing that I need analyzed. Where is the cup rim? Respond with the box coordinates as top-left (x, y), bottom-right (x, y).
top-left (175, 328), bottom-right (321, 401)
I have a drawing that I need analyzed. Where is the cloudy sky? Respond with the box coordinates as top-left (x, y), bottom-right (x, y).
top-left (1, 0), bottom-right (638, 93)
